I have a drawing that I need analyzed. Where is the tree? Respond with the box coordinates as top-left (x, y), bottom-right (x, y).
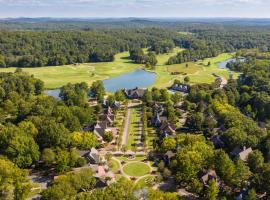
top-left (42, 148), bottom-right (56, 167)
top-left (233, 159), bottom-right (251, 188)
top-left (90, 81), bottom-right (105, 102)
top-left (245, 189), bottom-right (256, 200)
top-left (215, 150), bottom-right (235, 186)
top-left (0, 158), bottom-right (31, 200)
top-left (186, 112), bottom-right (204, 131)
top-left (171, 92), bottom-right (182, 104)
top-left (104, 131), bottom-right (114, 143)
top-left (223, 127), bottom-right (247, 150)
top-left (37, 119), bottom-right (70, 149)
top-left (184, 76), bottom-right (190, 83)
top-left (115, 90), bottom-right (125, 102)
top-left (71, 132), bottom-right (98, 150)
top-left (247, 150), bottom-right (264, 173)
top-left (5, 134), bottom-right (40, 168)
top-left (204, 179), bottom-right (219, 200)
top-left (161, 137), bottom-right (176, 152)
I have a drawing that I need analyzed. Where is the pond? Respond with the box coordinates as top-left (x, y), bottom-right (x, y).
top-left (44, 89), bottom-right (61, 99)
top-left (103, 69), bottom-right (156, 93)
top-left (217, 57), bottom-right (245, 69)
top-left (44, 69), bottom-right (156, 98)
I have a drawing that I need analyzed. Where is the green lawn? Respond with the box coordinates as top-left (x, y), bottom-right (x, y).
top-left (146, 127), bottom-right (157, 151)
top-left (127, 106), bottom-right (141, 150)
top-left (109, 159), bottom-right (120, 173)
top-left (123, 162), bottom-right (150, 177)
top-left (0, 51), bottom-right (141, 89)
top-left (152, 52), bottom-right (240, 87)
top-left (136, 175), bottom-right (157, 188)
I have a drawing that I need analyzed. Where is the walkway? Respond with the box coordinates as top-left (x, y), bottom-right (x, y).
top-left (121, 104), bottom-right (131, 146)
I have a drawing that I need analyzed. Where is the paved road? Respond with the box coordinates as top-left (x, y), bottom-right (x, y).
top-left (122, 104), bottom-right (131, 146)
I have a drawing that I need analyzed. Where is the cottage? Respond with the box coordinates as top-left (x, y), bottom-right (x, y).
top-left (211, 134), bottom-right (224, 148)
top-left (231, 147), bottom-right (253, 161)
top-left (100, 114), bottom-right (115, 126)
top-left (103, 100), bottom-right (121, 109)
top-left (85, 147), bottom-right (100, 164)
top-left (160, 122), bottom-right (176, 136)
top-left (94, 121), bottom-right (108, 139)
top-left (164, 151), bottom-right (176, 164)
top-left (123, 87), bottom-right (146, 99)
top-left (152, 113), bottom-right (167, 127)
top-left (199, 170), bottom-right (219, 186)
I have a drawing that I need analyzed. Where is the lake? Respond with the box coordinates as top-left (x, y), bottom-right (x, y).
top-left (45, 69), bottom-right (156, 97)
top-left (103, 69), bottom-right (156, 93)
top-left (217, 57), bottom-right (245, 69)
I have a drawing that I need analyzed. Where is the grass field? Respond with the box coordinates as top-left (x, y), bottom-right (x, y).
top-left (123, 162), bottom-right (150, 177)
top-left (0, 51), bottom-right (141, 89)
top-left (152, 52), bottom-right (240, 87)
top-left (127, 106), bottom-right (141, 150)
top-left (0, 48), bottom-right (239, 89)
top-left (109, 159), bottom-right (120, 173)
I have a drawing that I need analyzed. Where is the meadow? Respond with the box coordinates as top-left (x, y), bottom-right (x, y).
top-left (0, 48), bottom-right (239, 89)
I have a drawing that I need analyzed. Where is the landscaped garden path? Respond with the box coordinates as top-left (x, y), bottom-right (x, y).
top-left (121, 103), bottom-right (131, 146)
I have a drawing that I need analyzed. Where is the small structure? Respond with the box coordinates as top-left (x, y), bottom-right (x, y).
top-left (123, 87), bottom-right (146, 99)
top-left (199, 170), bottom-right (219, 186)
top-left (231, 146), bottom-right (253, 162)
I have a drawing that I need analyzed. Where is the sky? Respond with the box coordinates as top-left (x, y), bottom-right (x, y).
top-left (0, 0), bottom-right (270, 18)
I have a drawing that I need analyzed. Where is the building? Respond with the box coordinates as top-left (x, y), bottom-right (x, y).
top-left (170, 83), bottom-right (189, 93)
top-left (123, 87), bottom-right (146, 99)
top-left (85, 147), bottom-right (100, 164)
top-left (152, 113), bottom-right (167, 127)
top-left (160, 122), bottom-right (176, 136)
top-left (231, 147), bottom-right (253, 162)
top-left (94, 121), bottom-right (108, 139)
top-left (199, 170), bottom-right (219, 186)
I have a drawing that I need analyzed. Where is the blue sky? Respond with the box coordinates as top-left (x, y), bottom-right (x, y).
top-left (0, 0), bottom-right (269, 18)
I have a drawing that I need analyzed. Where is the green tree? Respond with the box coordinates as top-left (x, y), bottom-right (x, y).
top-left (6, 134), bottom-right (40, 168)
top-left (104, 131), bottom-right (114, 142)
top-left (215, 150), bottom-right (235, 186)
top-left (161, 137), bottom-right (176, 152)
top-left (42, 148), bottom-right (56, 167)
top-left (247, 150), bottom-right (264, 173)
top-left (0, 158), bottom-right (31, 200)
top-left (204, 179), bottom-right (219, 200)
top-left (244, 189), bottom-right (256, 200)
top-left (91, 81), bottom-right (105, 102)
top-left (184, 76), bottom-right (190, 83)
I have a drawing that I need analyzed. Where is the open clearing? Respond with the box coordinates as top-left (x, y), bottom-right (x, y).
top-left (123, 162), bottom-right (151, 177)
top-left (0, 48), bottom-right (239, 89)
